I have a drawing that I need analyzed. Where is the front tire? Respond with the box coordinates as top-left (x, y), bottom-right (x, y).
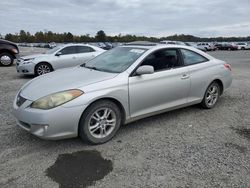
top-left (35, 62), bottom-right (53, 76)
top-left (0, 52), bottom-right (14, 66)
top-left (79, 100), bottom-right (122, 144)
top-left (201, 82), bottom-right (221, 109)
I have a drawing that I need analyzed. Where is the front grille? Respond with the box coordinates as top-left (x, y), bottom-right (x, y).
top-left (16, 93), bottom-right (27, 107)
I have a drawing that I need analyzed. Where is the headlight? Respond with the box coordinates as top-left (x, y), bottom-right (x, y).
top-left (23, 58), bottom-right (35, 64)
top-left (30, 89), bottom-right (83, 110)
top-left (12, 48), bottom-right (18, 54)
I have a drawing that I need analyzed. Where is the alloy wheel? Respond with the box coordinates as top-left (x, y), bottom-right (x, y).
top-left (205, 85), bottom-right (219, 107)
top-left (37, 64), bottom-right (51, 75)
top-left (88, 108), bottom-right (116, 139)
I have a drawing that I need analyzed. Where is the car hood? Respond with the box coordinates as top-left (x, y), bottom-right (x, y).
top-left (21, 67), bottom-right (118, 100)
top-left (0, 39), bottom-right (18, 47)
top-left (20, 54), bottom-right (49, 60)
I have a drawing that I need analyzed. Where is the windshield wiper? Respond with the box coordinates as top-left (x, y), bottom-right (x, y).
top-left (87, 66), bottom-right (98, 70)
top-left (81, 63), bottom-right (118, 73)
top-left (81, 63), bottom-right (98, 70)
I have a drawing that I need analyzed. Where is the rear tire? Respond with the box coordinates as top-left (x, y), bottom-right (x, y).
top-left (0, 52), bottom-right (14, 66)
top-left (79, 100), bottom-right (122, 145)
top-left (35, 62), bottom-right (53, 76)
top-left (201, 82), bottom-right (221, 109)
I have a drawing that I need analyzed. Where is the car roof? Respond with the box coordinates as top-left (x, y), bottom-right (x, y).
top-left (56, 43), bottom-right (104, 51)
top-left (119, 44), bottom-right (215, 60)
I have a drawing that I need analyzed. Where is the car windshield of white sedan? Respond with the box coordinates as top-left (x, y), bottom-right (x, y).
top-left (83, 47), bottom-right (147, 73)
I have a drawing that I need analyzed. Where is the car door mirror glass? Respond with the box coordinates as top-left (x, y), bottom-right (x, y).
top-left (136, 65), bottom-right (154, 75)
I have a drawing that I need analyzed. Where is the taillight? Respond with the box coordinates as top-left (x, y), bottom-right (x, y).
top-left (224, 63), bottom-right (231, 71)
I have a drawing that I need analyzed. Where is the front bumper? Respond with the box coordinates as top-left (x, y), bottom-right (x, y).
top-left (12, 95), bottom-right (87, 140)
top-left (16, 60), bottom-right (35, 75)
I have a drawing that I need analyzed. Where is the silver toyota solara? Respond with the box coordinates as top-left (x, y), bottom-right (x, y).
top-left (13, 44), bottom-right (232, 144)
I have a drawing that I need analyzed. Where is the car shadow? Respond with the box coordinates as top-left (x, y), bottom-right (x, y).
top-left (14, 74), bottom-right (35, 80)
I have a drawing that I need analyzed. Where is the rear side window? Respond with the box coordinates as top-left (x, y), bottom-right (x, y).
top-left (75, 46), bottom-right (95, 53)
top-left (59, 46), bottom-right (76, 55)
top-left (181, 49), bottom-right (208, 65)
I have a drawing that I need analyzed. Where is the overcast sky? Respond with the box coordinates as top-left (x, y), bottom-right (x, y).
top-left (1, 0), bottom-right (250, 37)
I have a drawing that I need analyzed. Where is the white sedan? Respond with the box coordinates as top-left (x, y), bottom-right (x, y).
top-left (236, 42), bottom-right (250, 50)
top-left (16, 44), bottom-right (105, 76)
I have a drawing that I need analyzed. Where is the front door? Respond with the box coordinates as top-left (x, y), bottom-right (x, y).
top-left (129, 48), bottom-right (191, 118)
top-left (52, 46), bottom-right (78, 69)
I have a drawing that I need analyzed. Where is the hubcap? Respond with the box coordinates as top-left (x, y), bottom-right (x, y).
top-left (0, 55), bottom-right (12, 65)
top-left (88, 108), bottom-right (116, 139)
top-left (37, 65), bottom-right (51, 75)
top-left (206, 85), bottom-right (219, 107)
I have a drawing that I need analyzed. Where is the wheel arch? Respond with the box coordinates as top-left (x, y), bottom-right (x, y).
top-left (0, 49), bottom-right (15, 58)
top-left (78, 97), bottom-right (127, 135)
top-left (34, 61), bottom-right (54, 72)
top-left (210, 79), bottom-right (224, 95)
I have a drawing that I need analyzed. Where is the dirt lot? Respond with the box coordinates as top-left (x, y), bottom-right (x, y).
top-left (0, 48), bottom-right (250, 188)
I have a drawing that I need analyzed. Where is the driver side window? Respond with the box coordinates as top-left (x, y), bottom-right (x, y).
top-left (141, 49), bottom-right (182, 72)
top-left (59, 46), bottom-right (76, 55)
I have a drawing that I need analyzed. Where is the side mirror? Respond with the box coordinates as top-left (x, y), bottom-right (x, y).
top-left (136, 65), bottom-right (154, 75)
top-left (55, 52), bottom-right (62, 56)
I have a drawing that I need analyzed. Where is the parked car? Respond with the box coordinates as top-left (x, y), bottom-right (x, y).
top-left (16, 44), bottom-right (105, 76)
top-left (48, 42), bottom-right (57, 49)
top-left (13, 44), bottom-right (232, 144)
top-left (185, 42), bottom-right (207, 52)
top-left (103, 42), bottom-right (113, 50)
top-left (196, 42), bottom-right (216, 51)
top-left (97, 42), bottom-right (107, 49)
top-left (236, 42), bottom-right (250, 50)
top-left (0, 39), bottom-right (19, 66)
top-left (215, 43), bottom-right (238, 51)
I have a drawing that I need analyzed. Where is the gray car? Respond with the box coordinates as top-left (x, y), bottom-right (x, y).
top-left (12, 44), bottom-right (232, 144)
top-left (16, 44), bottom-right (105, 76)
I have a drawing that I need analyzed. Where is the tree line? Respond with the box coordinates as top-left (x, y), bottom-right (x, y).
top-left (2, 30), bottom-right (250, 43)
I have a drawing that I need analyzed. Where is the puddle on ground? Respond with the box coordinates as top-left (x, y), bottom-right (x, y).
top-left (46, 150), bottom-right (113, 188)
top-left (232, 127), bottom-right (250, 141)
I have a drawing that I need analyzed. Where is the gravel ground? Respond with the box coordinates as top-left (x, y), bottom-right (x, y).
top-left (0, 48), bottom-right (250, 188)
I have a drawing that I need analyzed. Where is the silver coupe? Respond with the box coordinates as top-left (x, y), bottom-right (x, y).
top-left (13, 44), bottom-right (232, 144)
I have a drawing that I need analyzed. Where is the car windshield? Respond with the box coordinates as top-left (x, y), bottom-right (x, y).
top-left (44, 45), bottom-right (63, 54)
top-left (83, 47), bottom-right (147, 73)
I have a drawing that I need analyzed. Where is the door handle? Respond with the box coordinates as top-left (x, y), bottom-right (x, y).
top-left (73, 56), bottom-right (76, 59)
top-left (181, 74), bottom-right (190, 79)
